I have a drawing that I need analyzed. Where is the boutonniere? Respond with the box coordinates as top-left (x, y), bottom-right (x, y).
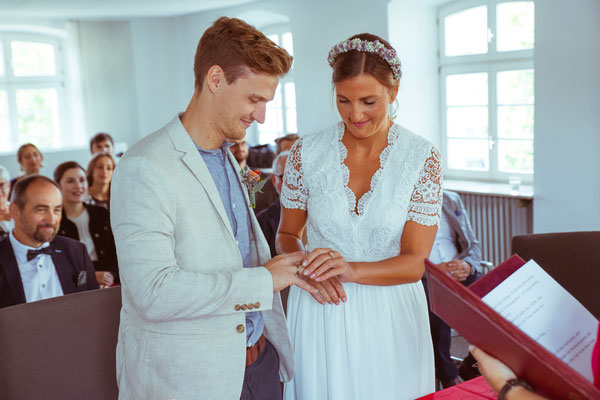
top-left (240, 166), bottom-right (268, 208)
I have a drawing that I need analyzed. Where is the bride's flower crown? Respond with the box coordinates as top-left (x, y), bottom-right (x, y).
top-left (327, 38), bottom-right (402, 80)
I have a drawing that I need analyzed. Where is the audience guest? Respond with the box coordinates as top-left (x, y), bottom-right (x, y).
top-left (90, 132), bottom-right (114, 155)
top-left (0, 175), bottom-right (99, 309)
top-left (257, 151), bottom-right (289, 258)
top-left (86, 152), bottom-right (116, 209)
top-left (423, 190), bottom-right (482, 388)
top-left (0, 165), bottom-right (12, 238)
top-left (230, 139), bottom-right (250, 169)
top-left (9, 143), bottom-right (44, 200)
top-left (248, 143), bottom-right (276, 169)
top-left (274, 134), bottom-right (299, 154)
top-left (54, 162), bottom-right (119, 288)
top-left (470, 324), bottom-right (600, 399)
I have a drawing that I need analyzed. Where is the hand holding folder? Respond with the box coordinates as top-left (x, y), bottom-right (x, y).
top-left (424, 255), bottom-right (600, 400)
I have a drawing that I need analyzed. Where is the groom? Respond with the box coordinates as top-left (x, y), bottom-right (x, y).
top-left (110, 17), bottom-right (315, 400)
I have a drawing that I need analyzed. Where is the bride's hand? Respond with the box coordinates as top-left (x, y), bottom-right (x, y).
top-left (302, 248), bottom-right (357, 283)
top-left (306, 276), bottom-right (347, 305)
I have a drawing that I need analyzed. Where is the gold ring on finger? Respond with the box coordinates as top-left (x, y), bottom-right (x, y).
top-left (315, 283), bottom-right (322, 288)
top-left (296, 265), bottom-right (300, 277)
top-left (328, 251), bottom-right (334, 259)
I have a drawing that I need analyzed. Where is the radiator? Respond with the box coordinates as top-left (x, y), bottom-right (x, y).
top-left (457, 193), bottom-right (533, 267)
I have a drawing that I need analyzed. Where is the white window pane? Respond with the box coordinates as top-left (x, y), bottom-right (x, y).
top-left (282, 32), bottom-right (294, 57)
top-left (497, 69), bottom-right (534, 105)
top-left (446, 73), bottom-right (488, 106)
top-left (258, 131), bottom-right (278, 145)
top-left (259, 85), bottom-right (283, 135)
top-left (268, 34), bottom-right (279, 46)
top-left (498, 105), bottom-right (534, 139)
top-left (0, 43), bottom-right (4, 76)
top-left (16, 88), bottom-right (60, 148)
top-left (447, 138), bottom-right (489, 171)
top-left (286, 108), bottom-right (297, 133)
top-left (444, 6), bottom-right (488, 57)
top-left (11, 41), bottom-right (57, 77)
top-left (0, 91), bottom-right (10, 150)
top-left (447, 106), bottom-right (488, 138)
top-left (285, 82), bottom-right (296, 107)
top-left (498, 139), bottom-right (533, 173)
top-left (497, 2), bottom-right (535, 52)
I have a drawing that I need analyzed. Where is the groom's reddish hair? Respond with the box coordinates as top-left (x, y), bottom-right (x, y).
top-left (193, 17), bottom-right (293, 92)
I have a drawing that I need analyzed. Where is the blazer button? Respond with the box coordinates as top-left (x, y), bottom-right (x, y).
top-left (236, 324), bottom-right (245, 334)
top-left (254, 302), bottom-right (260, 308)
top-left (234, 304), bottom-right (241, 311)
top-left (94, 233), bottom-right (100, 238)
top-left (241, 304), bottom-right (248, 310)
top-left (104, 226), bottom-right (108, 231)
top-left (247, 304), bottom-right (254, 310)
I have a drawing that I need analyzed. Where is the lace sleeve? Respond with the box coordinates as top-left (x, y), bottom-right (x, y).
top-left (281, 139), bottom-right (308, 210)
top-left (407, 146), bottom-right (443, 226)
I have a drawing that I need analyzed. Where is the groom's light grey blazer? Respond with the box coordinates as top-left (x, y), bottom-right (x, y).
top-left (110, 115), bottom-right (293, 400)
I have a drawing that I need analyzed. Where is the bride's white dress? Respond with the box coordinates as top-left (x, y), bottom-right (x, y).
top-left (281, 122), bottom-right (442, 400)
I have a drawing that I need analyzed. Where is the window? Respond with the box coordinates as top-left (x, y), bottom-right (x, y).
top-left (439, 0), bottom-right (534, 182)
top-left (257, 28), bottom-right (297, 144)
top-left (0, 33), bottom-right (66, 152)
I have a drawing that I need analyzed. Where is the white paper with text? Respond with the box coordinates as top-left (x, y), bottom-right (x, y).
top-left (482, 259), bottom-right (597, 381)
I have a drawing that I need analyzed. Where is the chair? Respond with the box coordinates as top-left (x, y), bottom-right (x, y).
top-left (512, 231), bottom-right (600, 318)
top-left (0, 287), bottom-right (121, 400)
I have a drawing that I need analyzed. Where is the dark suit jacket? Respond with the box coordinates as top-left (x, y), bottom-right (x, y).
top-left (256, 200), bottom-right (280, 258)
top-left (442, 190), bottom-right (482, 280)
top-left (58, 203), bottom-right (119, 283)
top-left (0, 235), bottom-right (99, 309)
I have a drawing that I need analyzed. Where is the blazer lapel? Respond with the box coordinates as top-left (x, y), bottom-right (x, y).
top-left (166, 116), bottom-right (236, 243)
top-left (227, 152), bottom-right (272, 265)
top-left (51, 247), bottom-right (76, 294)
top-left (0, 238), bottom-right (26, 304)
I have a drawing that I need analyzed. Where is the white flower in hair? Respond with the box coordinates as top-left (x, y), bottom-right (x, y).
top-left (327, 38), bottom-right (402, 80)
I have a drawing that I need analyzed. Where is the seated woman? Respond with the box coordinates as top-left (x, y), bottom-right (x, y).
top-left (0, 165), bottom-right (13, 238)
top-left (86, 152), bottom-right (115, 209)
top-left (54, 161), bottom-right (119, 288)
top-left (9, 143), bottom-right (44, 200)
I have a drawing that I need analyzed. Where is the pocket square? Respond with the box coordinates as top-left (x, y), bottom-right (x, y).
top-left (77, 271), bottom-right (87, 286)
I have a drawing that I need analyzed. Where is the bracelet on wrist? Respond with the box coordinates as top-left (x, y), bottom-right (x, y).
top-left (498, 378), bottom-right (534, 400)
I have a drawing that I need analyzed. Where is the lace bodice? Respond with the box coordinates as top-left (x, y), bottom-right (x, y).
top-left (281, 122), bottom-right (442, 262)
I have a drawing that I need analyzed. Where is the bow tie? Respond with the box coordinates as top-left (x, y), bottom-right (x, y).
top-left (26, 246), bottom-right (54, 261)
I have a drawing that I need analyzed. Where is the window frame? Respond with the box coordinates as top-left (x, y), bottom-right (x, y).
top-left (254, 23), bottom-right (297, 145)
top-left (0, 31), bottom-right (68, 153)
top-left (439, 0), bottom-right (535, 183)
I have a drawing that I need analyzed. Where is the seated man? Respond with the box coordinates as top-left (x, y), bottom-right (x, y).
top-left (423, 189), bottom-right (482, 388)
top-left (90, 132), bottom-right (114, 155)
top-left (274, 134), bottom-right (299, 154)
top-left (0, 175), bottom-right (99, 309)
top-left (257, 150), bottom-right (289, 258)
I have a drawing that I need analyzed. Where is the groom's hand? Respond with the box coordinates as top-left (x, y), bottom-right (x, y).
top-left (265, 251), bottom-right (318, 294)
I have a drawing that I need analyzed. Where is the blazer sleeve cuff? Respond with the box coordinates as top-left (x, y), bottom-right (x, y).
top-left (230, 266), bottom-right (274, 315)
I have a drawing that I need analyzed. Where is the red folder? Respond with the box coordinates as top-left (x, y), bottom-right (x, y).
top-left (424, 255), bottom-right (600, 400)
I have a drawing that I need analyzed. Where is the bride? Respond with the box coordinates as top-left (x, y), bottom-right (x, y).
top-left (277, 33), bottom-right (442, 399)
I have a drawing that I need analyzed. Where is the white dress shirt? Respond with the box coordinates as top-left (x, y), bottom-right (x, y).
top-left (69, 208), bottom-right (98, 261)
top-left (429, 213), bottom-right (459, 264)
top-left (9, 231), bottom-right (64, 303)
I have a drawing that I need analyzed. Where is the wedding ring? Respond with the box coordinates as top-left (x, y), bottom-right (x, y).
top-left (328, 251), bottom-right (334, 259)
top-left (315, 283), bottom-right (322, 288)
top-left (296, 265), bottom-right (300, 277)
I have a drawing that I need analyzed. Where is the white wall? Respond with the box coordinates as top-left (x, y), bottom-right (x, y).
top-left (387, 0), bottom-right (440, 146)
top-left (533, 0), bottom-right (600, 232)
top-left (290, 0), bottom-right (390, 135)
top-left (78, 21), bottom-right (139, 145)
